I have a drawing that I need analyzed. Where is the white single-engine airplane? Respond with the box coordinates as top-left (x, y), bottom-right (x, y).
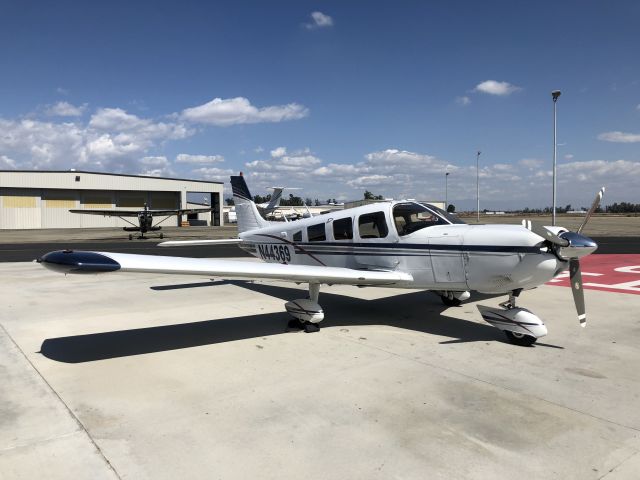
top-left (40, 175), bottom-right (604, 346)
top-left (69, 203), bottom-right (213, 240)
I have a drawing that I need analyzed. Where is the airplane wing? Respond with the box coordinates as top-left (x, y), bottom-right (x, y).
top-left (151, 208), bottom-right (213, 216)
top-left (38, 250), bottom-right (413, 286)
top-left (158, 238), bottom-right (243, 247)
top-left (69, 209), bottom-right (140, 217)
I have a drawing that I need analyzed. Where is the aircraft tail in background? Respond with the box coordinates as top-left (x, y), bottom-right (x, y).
top-left (230, 174), bottom-right (270, 233)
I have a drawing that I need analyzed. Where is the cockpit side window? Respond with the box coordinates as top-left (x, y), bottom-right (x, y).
top-left (333, 217), bottom-right (353, 240)
top-left (307, 223), bottom-right (326, 242)
top-left (394, 203), bottom-right (448, 236)
top-left (293, 230), bottom-right (302, 242)
top-left (358, 211), bottom-right (388, 239)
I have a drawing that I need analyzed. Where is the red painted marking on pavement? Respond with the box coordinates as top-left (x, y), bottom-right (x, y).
top-left (547, 254), bottom-right (640, 295)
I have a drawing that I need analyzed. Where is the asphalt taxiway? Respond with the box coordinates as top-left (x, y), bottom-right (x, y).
top-left (1, 258), bottom-right (640, 479)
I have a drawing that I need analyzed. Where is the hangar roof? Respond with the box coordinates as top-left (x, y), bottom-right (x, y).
top-left (0, 170), bottom-right (222, 184)
top-left (0, 170), bottom-right (223, 192)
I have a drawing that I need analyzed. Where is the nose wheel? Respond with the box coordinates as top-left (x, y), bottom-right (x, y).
top-left (504, 330), bottom-right (537, 346)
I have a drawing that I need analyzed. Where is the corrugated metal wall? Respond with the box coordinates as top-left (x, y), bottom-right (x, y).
top-left (41, 189), bottom-right (80, 228)
top-left (0, 188), bottom-right (41, 229)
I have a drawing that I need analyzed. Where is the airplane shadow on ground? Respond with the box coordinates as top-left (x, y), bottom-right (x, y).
top-left (40, 280), bottom-right (560, 364)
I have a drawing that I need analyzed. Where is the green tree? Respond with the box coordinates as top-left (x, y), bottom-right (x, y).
top-left (364, 190), bottom-right (384, 200)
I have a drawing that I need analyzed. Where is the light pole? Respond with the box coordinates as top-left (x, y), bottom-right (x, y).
top-left (476, 151), bottom-right (481, 223)
top-left (445, 172), bottom-right (450, 211)
top-left (552, 90), bottom-right (561, 226)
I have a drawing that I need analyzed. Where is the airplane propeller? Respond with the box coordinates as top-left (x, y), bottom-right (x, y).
top-left (523, 187), bottom-right (605, 327)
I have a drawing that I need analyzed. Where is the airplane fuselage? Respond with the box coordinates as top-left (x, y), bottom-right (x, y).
top-left (238, 201), bottom-right (566, 294)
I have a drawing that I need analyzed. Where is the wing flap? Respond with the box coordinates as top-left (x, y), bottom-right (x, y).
top-left (39, 250), bottom-right (413, 286)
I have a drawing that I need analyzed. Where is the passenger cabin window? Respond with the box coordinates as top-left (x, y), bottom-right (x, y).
top-left (393, 203), bottom-right (448, 236)
top-left (293, 230), bottom-right (302, 242)
top-left (358, 211), bottom-right (388, 239)
top-left (333, 217), bottom-right (353, 240)
top-left (307, 223), bottom-right (326, 242)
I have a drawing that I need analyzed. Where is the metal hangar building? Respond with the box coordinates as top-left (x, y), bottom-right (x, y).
top-left (0, 170), bottom-right (224, 229)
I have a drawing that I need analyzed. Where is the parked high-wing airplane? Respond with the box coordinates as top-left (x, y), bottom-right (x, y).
top-left (69, 204), bottom-right (213, 240)
top-left (42, 175), bottom-right (604, 346)
top-left (256, 186), bottom-right (295, 213)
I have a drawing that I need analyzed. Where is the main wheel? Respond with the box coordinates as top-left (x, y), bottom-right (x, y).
top-left (159, 232), bottom-right (164, 239)
top-left (128, 234), bottom-right (133, 240)
top-left (441, 295), bottom-right (462, 307)
top-left (504, 331), bottom-right (537, 346)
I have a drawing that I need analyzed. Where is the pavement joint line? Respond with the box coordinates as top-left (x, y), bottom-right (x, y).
top-left (0, 322), bottom-right (122, 480)
top-left (597, 449), bottom-right (640, 479)
top-left (336, 331), bottom-right (640, 434)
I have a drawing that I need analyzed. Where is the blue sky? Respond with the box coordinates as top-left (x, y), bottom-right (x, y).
top-left (1, 0), bottom-right (639, 209)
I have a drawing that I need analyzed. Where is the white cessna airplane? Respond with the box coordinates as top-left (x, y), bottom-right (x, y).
top-left (39, 175), bottom-right (604, 346)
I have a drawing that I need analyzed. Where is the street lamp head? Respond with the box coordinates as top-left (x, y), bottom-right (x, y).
top-left (552, 90), bottom-right (561, 101)
top-left (445, 172), bottom-right (450, 176)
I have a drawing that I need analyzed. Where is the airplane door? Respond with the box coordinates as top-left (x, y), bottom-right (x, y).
top-left (428, 234), bottom-right (468, 288)
top-left (354, 210), bottom-right (399, 269)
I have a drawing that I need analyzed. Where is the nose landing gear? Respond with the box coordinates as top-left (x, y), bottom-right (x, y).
top-left (478, 289), bottom-right (547, 346)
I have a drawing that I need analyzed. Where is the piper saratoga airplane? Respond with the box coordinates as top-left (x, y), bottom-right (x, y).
top-left (69, 203), bottom-right (213, 240)
top-left (41, 175), bottom-right (604, 346)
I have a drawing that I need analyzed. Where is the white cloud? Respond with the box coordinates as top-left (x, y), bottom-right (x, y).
top-left (597, 131), bottom-right (640, 143)
top-left (0, 154), bottom-right (17, 169)
top-left (254, 146), bottom-right (264, 153)
top-left (138, 156), bottom-right (174, 177)
top-left (192, 166), bottom-right (235, 182)
top-left (45, 101), bottom-right (87, 117)
top-left (140, 156), bottom-right (170, 167)
top-left (270, 147), bottom-right (287, 158)
top-left (564, 154), bottom-right (574, 160)
top-left (176, 153), bottom-right (224, 164)
top-left (0, 107), bottom-right (194, 172)
top-left (473, 80), bottom-right (521, 96)
top-left (230, 145), bottom-right (640, 208)
top-left (305, 11), bottom-right (333, 29)
top-left (455, 96), bottom-right (471, 106)
top-left (180, 97), bottom-right (308, 126)
top-left (519, 158), bottom-right (544, 169)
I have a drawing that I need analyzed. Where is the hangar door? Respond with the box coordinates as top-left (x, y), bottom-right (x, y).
top-left (41, 189), bottom-right (80, 228)
top-left (80, 191), bottom-right (117, 227)
top-left (0, 188), bottom-right (41, 229)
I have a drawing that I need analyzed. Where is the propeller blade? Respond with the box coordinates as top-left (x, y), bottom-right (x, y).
top-left (577, 186), bottom-right (605, 235)
top-left (524, 220), bottom-right (570, 247)
top-left (569, 258), bottom-right (586, 327)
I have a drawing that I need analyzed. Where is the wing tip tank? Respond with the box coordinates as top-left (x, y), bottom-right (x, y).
top-left (38, 250), bottom-right (121, 274)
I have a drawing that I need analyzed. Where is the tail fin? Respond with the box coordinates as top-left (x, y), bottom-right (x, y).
top-left (230, 175), bottom-right (269, 233)
top-left (263, 187), bottom-right (284, 213)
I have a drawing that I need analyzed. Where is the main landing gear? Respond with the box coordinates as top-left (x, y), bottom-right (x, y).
top-left (478, 289), bottom-right (548, 346)
top-left (438, 290), bottom-right (471, 307)
top-left (285, 283), bottom-right (324, 333)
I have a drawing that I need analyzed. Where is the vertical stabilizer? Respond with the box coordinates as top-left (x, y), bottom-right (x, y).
top-left (230, 175), bottom-right (269, 233)
top-left (264, 187), bottom-right (284, 213)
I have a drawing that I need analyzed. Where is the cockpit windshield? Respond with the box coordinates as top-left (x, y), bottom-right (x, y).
top-left (393, 202), bottom-right (465, 236)
top-left (419, 203), bottom-right (466, 225)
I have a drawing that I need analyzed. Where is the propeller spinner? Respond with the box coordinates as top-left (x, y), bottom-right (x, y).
top-left (524, 187), bottom-right (605, 327)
